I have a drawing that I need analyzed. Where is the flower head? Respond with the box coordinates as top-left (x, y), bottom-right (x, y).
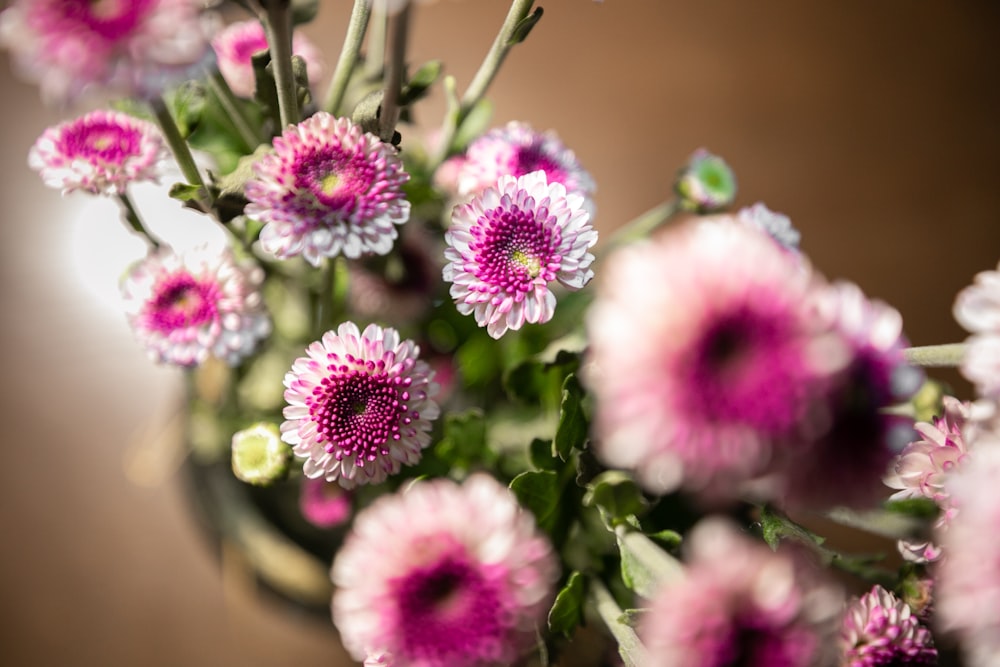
top-left (737, 202), bottom-right (801, 252)
top-left (443, 170), bottom-right (597, 339)
top-left (280, 322), bottom-right (439, 488)
top-left (332, 474), bottom-right (558, 667)
top-left (640, 518), bottom-right (843, 667)
top-left (231, 422), bottom-right (291, 486)
top-left (29, 109), bottom-right (166, 195)
top-left (299, 477), bottom-right (352, 528)
top-left (840, 585), bottom-right (937, 666)
top-left (457, 121), bottom-right (596, 215)
top-left (585, 218), bottom-right (847, 498)
top-left (954, 262), bottom-right (1000, 398)
top-left (245, 113), bottom-right (411, 267)
top-left (121, 244), bottom-right (271, 367)
top-left (674, 148), bottom-right (737, 213)
top-left (211, 19), bottom-right (324, 98)
top-left (0, 0), bottom-right (213, 104)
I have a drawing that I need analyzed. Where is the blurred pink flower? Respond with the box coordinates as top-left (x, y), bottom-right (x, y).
top-left (840, 585), bottom-right (936, 666)
top-left (299, 477), bottom-right (352, 528)
top-left (954, 262), bottom-right (1000, 398)
top-left (211, 19), bottom-right (324, 98)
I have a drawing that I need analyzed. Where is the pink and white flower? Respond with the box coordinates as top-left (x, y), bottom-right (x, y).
top-left (121, 244), bottom-right (271, 367)
top-left (640, 518), bottom-right (843, 667)
top-left (443, 170), bottom-right (597, 339)
top-left (954, 262), bottom-right (1000, 398)
top-left (585, 218), bottom-right (847, 498)
top-left (211, 19), bottom-right (324, 99)
top-left (245, 113), bottom-right (411, 267)
top-left (332, 474), bottom-right (558, 667)
top-left (737, 202), bottom-right (800, 252)
top-left (280, 322), bottom-right (439, 488)
top-left (840, 585), bottom-right (937, 666)
top-left (0, 0), bottom-right (213, 104)
top-left (29, 109), bottom-right (166, 195)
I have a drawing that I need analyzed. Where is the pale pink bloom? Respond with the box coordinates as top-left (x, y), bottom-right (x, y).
top-left (211, 19), bottom-right (324, 98)
top-left (0, 0), bottom-right (213, 104)
top-left (332, 474), bottom-right (558, 667)
top-left (457, 121), bottom-right (596, 215)
top-left (936, 440), bottom-right (1000, 667)
top-left (245, 113), bottom-right (411, 267)
top-left (640, 518), bottom-right (843, 667)
top-left (585, 218), bottom-right (848, 498)
top-left (29, 109), bottom-right (166, 195)
top-left (954, 262), bottom-right (1000, 397)
top-left (299, 477), bottom-right (352, 528)
top-left (121, 244), bottom-right (271, 367)
top-left (280, 322), bottom-right (439, 488)
top-left (443, 170), bottom-right (597, 339)
top-left (736, 202), bottom-right (800, 252)
top-left (840, 585), bottom-right (936, 666)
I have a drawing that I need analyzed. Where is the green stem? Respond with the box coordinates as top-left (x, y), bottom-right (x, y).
top-left (117, 192), bottom-right (160, 248)
top-left (150, 95), bottom-right (213, 208)
top-left (322, 0), bottom-right (372, 116)
top-left (206, 70), bottom-right (265, 151)
top-left (600, 200), bottom-right (678, 257)
top-left (261, 0), bottom-right (299, 128)
top-left (315, 258), bottom-right (341, 335)
top-left (903, 343), bottom-right (965, 368)
top-left (377, 2), bottom-right (410, 143)
top-left (431, 0), bottom-right (536, 165)
top-left (615, 526), bottom-right (685, 599)
top-left (363, 2), bottom-right (388, 81)
top-left (590, 580), bottom-right (646, 667)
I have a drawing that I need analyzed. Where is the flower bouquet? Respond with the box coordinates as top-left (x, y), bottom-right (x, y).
top-left (3, 1), bottom-right (999, 666)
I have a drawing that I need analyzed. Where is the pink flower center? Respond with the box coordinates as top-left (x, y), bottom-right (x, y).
top-left (471, 204), bottom-right (560, 293)
top-left (60, 118), bottom-right (142, 163)
top-left (294, 145), bottom-right (377, 212)
top-left (230, 31), bottom-right (269, 62)
top-left (391, 551), bottom-right (505, 665)
top-left (309, 368), bottom-right (413, 466)
top-left (714, 621), bottom-right (817, 667)
top-left (55, 0), bottom-right (151, 40)
top-left (513, 146), bottom-right (567, 185)
top-left (144, 273), bottom-right (219, 333)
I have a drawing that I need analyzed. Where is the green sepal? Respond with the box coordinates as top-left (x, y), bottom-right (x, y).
top-left (547, 571), bottom-right (586, 639)
top-left (508, 7), bottom-right (544, 45)
top-left (583, 471), bottom-right (648, 528)
top-left (554, 373), bottom-right (588, 460)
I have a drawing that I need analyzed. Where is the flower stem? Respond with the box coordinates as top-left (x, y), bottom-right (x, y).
top-left (903, 343), bottom-right (966, 368)
top-left (590, 579), bottom-right (646, 667)
top-left (322, 0), bottom-right (372, 116)
top-left (206, 69), bottom-right (265, 151)
top-left (363, 3), bottom-right (388, 81)
top-left (615, 526), bottom-right (685, 598)
top-left (377, 2), bottom-right (411, 143)
top-left (260, 0), bottom-right (299, 128)
top-left (117, 192), bottom-right (160, 248)
top-left (150, 95), bottom-right (213, 209)
top-left (600, 200), bottom-right (678, 257)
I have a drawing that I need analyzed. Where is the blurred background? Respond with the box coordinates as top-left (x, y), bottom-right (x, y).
top-left (1, 1), bottom-right (998, 665)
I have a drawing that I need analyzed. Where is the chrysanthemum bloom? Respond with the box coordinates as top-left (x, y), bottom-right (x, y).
top-left (331, 474), bottom-right (558, 667)
top-left (211, 19), bottom-right (324, 98)
top-left (954, 262), bottom-right (1000, 397)
top-left (245, 113), bottom-right (411, 267)
top-left (585, 218), bottom-right (847, 497)
top-left (884, 396), bottom-right (972, 562)
top-left (936, 439), bottom-right (1000, 667)
top-left (457, 121), bottom-right (596, 214)
top-left (280, 322), bottom-right (439, 488)
top-left (640, 518), bottom-right (843, 667)
top-left (674, 148), bottom-right (737, 213)
top-left (737, 202), bottom-right (801, 252)
top-left (443, 170), bottom-right (597, 339)
top-left (773, 281), bottom-right (924, 510)
top-left (231, 422), bottom-right (291, 487)
top-left (299, 477), bottom-right (352, 528)
top-left (121, 245), bottom-right (271, 367)
top-left (0, 0), bottom-right (212, 104)
top-left (840, 585), bottom-right (937, 666)
top-left (28, 110), bottom-right (166, 196)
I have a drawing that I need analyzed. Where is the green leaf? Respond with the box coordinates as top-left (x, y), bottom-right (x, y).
top-left (452, 98), bottom-right (493, 153)
top-left (400, 60), bottom-right (442, 105)
top-left (509, 470), bottom-right (560, 532)
top-left (168, 182), bottom-right (204, 202)
top-left (434, 408), bottom-right (489, 471)
top-left (166, 81), bottom-right (207, 138)
top-left (529, 438), bottom-right (558, 471)
top-left (883, 497), bottom-right (940, 521)
top-left (547, 571), bottom-right (586, 639)
top-left (583, 471), bottom-right (648, 526)
top-left (508, 7), bottom-right (544, 45)
top-left (351, 89), bottom-right (385, 137)
top-left (616, 529), bottom-right (683, 599)
top-left (503, 349), bottom-right (580, 406)
top-left (554, 374), bottom-right (588, 460)
top-left (646, 529), bottom-right (683, 551)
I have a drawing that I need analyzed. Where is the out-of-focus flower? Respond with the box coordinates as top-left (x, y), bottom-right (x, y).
top-left (585, 218), bottom-right (847, 498)
top-left (954, 262), bottom-right (1000, 398)
top-left (674, 148), bottom-right (737, 213)
top-left (0, 0), bottom-right (213, 104)
top-left (245, 112), bottom-right (411, 267)
top-left (774, 281), bottom-right (924, 510)
top-left (280, 322), bottom-right (439, 488)
top-left (443, 170), bottom-right (597, 339)
top-left (884, 396), bottom-right (972, 562)
top-left (840, 585), bottom-right (937, 666)
top-left (640, 517), bottom-right (843, 667)
top-left (457, 121), bottom-right (596, 215)
top-left (121, 244), bottom-right (271, 367)
top-left (29, 109), bottom-right (166, 195)
top-left (299, 477), bottom-right (352, 528)
top-left (737, 202), bottom-right (801, 252)
top-left (231, 422), bottom-right (291, 486)
top-left (332, 474), bottom-right (558, 667)
top-left (211, 19), bottom-right (324, 98)
top-left (936, 440), bottom-right (1000, 667)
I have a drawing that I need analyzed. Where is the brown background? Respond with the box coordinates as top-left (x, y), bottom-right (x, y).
top-left (1, 1), bottom-right (998, 665)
